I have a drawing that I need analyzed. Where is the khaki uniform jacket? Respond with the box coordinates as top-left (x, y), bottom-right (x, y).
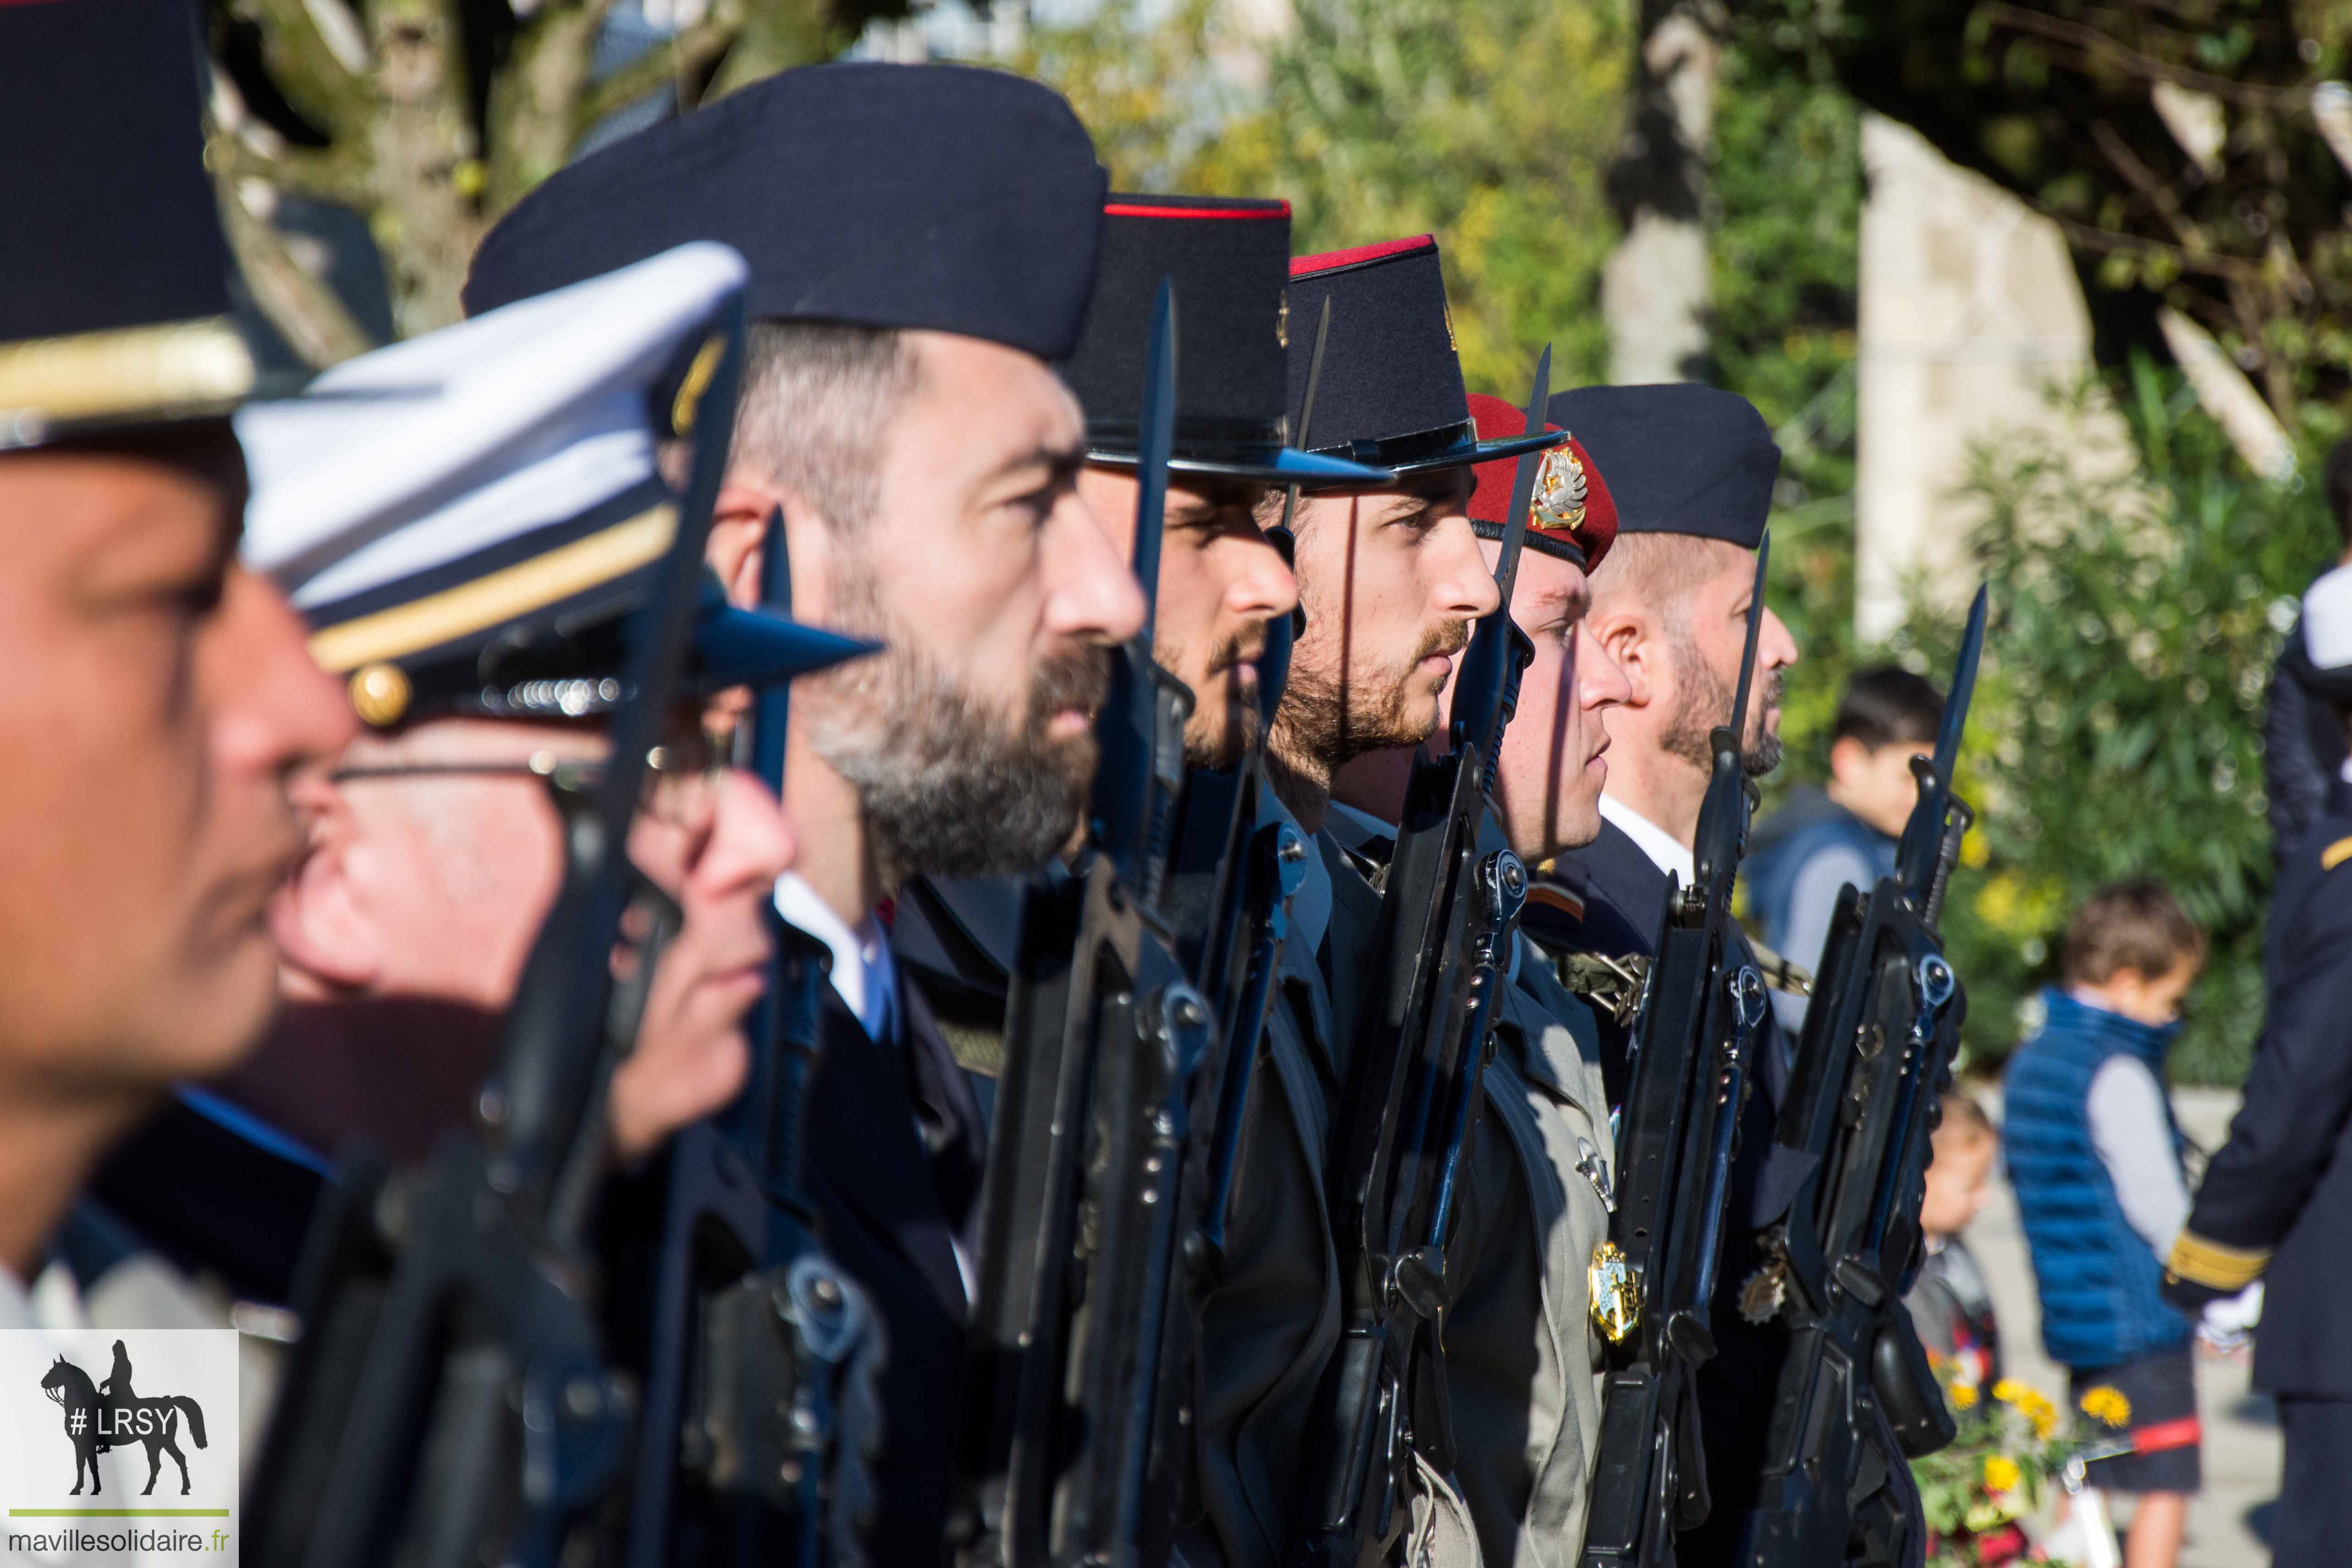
top-left (1443, 950), bottom-right (1616, 1568)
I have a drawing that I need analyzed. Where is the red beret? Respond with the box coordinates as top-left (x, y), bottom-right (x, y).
top-left (1464, 392), bottom-right (1616, 571)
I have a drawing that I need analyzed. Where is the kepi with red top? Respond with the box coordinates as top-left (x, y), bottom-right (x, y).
top-left (1463, 393), bottom-right (1617, 571)
top-left (1060, 193), bottom-right (1392, 489)
top-left (1283, 235), bottom-right (1564, 473)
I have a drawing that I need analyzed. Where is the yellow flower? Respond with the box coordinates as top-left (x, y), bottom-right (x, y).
top-left (1982, 1455), bottom-right (2022, 1493)
top-left (2080, 1386), bottom-right (2133, 1428)
top-left (1950, 1382), bottom-right (1979, 1409)
top-left (2031, 1406), bottom-right (2058, 1440)
top-left (1991, 1378), bottom-right (2028, 1407)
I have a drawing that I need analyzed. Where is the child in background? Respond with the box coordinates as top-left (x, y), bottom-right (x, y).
top-left (1906, 1093), bottom-right (2003, 1394)
top-left (2004, 882), bottom-right (2207, 1568)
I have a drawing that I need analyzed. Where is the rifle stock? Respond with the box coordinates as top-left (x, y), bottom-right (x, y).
top-left (1577, 536), bottom-right (1775, 1568)
top-left (1738, 587), bottom-right (1988, 1568)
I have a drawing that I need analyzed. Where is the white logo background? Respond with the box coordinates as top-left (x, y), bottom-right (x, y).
top-left (0, 1329), bottom-right (239, 1563)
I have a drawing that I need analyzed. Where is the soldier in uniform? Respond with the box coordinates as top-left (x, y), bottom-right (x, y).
top-left (2164, 560), bottom-right (2352, 1565)
top-left (1328, 391), bottom-right (1632, 1565)
top-left (1516, 385), bottom-right (1922, 1566)
top-left (890, 192), bottom-right (1393, 1076)
top-left (459, 65), bottom-right (1146, 1564)
top-left (0, 0), bottom-right (354, 1322)
top-left (1243, 233), bottom-right (1566, 1564)
top-left (84, 247), bottom-right (871, 1322)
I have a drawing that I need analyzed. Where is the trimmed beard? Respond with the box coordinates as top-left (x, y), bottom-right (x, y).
top-left (1272, 620), bottom-right (1471, 776)
top-left (1660, 637), bottom-right (1784, 778)
top-left (804, 554), bottom-right (1109, 886)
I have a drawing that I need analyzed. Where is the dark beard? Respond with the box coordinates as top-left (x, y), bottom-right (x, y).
top-left (1271, 620), bottom-right (1469, 776)
top-left (806, 567), bottom-right (1108, 884)
top-left (1660, 638), bottom-right (1784, 778)
top-left (1177, 629), bottom-right (1265, 770)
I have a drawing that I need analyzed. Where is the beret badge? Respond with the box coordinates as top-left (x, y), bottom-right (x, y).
top-left (1533, 443), bottom-right (1589, 532)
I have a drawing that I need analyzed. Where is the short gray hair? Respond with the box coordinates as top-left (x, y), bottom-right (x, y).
top-left (732, 321), bottom-right (923, 533)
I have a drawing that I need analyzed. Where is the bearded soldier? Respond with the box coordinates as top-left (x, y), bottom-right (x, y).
top-left (461, 65), bottom-right (1146, 1562)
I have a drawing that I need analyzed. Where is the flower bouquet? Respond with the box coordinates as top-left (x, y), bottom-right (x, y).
top-left (1911, 1368), bottom-right (2132, 1567)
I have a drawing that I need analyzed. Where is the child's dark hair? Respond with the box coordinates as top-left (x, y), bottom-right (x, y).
top-left (2060, 880), bottom-right (2208, 987)
top-left (2324, 435), bottom-right (2352, 550)
top-left (1833, 665), bottom-right (1945, 751)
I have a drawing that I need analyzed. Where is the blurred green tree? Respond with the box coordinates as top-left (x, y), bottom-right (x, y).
top-left (207, 0), bottom-right (913, 352)
top-left (1889, 365), bottom-right (2340, 1082)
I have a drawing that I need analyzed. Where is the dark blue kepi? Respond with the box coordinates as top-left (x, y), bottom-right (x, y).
top-left (1061, 194), bottom-right (1390, 490)
top-left (1282, 236), bottom-right (1562, 474)
top-left (1546, 383), bottom-right (1781, 549)
top-left (463, 61), bottom-right (1107, 361)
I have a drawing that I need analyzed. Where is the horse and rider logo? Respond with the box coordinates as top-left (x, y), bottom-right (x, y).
top-left (37, 1340), bottom-right (209, 1496)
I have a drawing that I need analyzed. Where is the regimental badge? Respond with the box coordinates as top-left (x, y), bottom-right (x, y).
top-left (1739, 1258), bottom-right (1788, 1324)
top-left (1589, 1240), bottom-right (1638, 1344)
top-left (1532, 443), bottom-right (1588, 533)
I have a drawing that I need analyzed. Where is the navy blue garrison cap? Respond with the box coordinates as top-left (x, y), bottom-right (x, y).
top-left (463, 62), bottom-right (1107, 361)
top-left (1544, 384), bottom-right (1780, 549)
top-left (0, 0), bottom-right (256, 448)
top-left (1283, 236), bottom-right (1559, 475)
top-left (1063, 194), bottom-right (1388, 490)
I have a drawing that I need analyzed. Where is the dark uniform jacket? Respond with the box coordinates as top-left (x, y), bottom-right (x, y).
top-left (2263, 615), bottom-right (2349, 869)
top-left (2166, 795), bottom-right (2352, 1397)
top-left (801, 974), bottom-right (986, 1565)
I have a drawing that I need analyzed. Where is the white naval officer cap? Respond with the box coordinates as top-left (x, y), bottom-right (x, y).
top-left (235, 242), bottom-right (870, 729)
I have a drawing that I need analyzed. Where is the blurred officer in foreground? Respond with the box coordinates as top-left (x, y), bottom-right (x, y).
top-left (0, 0), bottom-right (353, 1317)
top-left (85, 247), bottom-right (870, 1321)
top-left (2166, 559), bottom-right (2352, 1566)
top-left (1331, 391), bottom-right (1631, 1564)
top-left (463, 63), bottom-right (1143, 1563)
top-left (890, 192), bottom-right (1393, 1071)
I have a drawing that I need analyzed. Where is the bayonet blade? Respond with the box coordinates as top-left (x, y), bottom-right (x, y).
top-left (1934, 584), bottom-right (1988, 780)
top-left (1132, 278), bottom-right (1179, 638)
top-left (1724, 529), bottom-right (1772, 764)
top-left (1490, 344), bottom-right (1553, 609)
top-left (1276, 295), bottom-right (1335, 539)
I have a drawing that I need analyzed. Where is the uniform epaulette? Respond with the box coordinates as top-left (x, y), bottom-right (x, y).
top-left (2321, 835), bottom-right (2352, 873)
top-left (2164, 1229), bottom-right (2271, 1292)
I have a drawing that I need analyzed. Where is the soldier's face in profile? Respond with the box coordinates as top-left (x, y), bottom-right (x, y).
top-left (1658, 539), bottom-right (1798, 777)
top-left (0, 429), bottom-right (352, 1098)
top-left (1479, 547), bottom-right (1630, 861)
top-left (1273, 469), bottom-right (1498, 772)
top-left (799, 331), bottom-right (1147, 883)
top-left (1077, 467), bottom-right (1298, 769)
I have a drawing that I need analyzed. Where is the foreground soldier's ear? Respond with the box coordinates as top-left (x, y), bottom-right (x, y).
top-left (267, 773), bottom-right (385, 993)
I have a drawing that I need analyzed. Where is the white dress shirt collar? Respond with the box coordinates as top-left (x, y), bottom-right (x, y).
top-left (1600, 793), bottom-right (1695, 886)
top-left (773, 872), bottom-right (897, 1045)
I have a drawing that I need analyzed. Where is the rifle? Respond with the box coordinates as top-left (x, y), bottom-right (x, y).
top-left (1577, 534), bottom-right (1777, 1568)
top-left (1737, 587), bottom-right (1987, 1568)
top-left (1289, 347), bottom-right (1554, 1565)
top-left (953, 279), bottom-right (1217, 1568)
top-left (617, 506), bottom-right (884, 1568)
top-left (243, 295), bottom-right (749, 1568)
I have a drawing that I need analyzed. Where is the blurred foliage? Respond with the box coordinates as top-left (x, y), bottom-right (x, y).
top-left (1710, 7), bottom-right (1866, 787)
top-left (1022, 0), bottom-right (1633, 393)
top-left (1880, 363), bottom-right (2341, 1083)
top-left (1735, 0), bottom-right (2352, 420)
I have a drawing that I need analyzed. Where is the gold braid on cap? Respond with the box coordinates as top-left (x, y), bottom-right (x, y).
top-left (0, 317), bottom-right (255, 448)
